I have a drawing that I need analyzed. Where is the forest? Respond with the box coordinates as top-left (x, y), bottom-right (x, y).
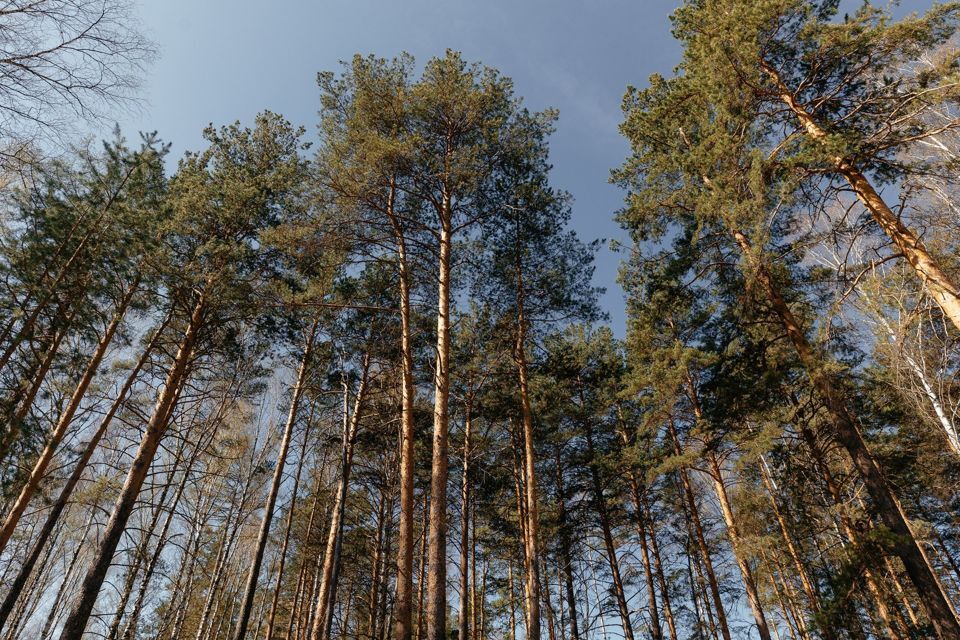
top-left (1, 1), bottom-right (960, 639)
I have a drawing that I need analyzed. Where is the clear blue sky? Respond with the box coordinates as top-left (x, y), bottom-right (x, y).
top-left (119, 0), bottom-right (928, 337)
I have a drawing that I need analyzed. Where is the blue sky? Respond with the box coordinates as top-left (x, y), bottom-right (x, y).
top-left (119, 0), bottom-right (684, 335)
top-left (119, 0), bottom-right (929, 336)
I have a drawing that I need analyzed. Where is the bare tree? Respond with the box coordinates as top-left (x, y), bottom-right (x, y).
top-left (0, 0), bottom-right (155, 171)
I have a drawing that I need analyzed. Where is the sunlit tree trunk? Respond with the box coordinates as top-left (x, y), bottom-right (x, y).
top-left (669, 421), bottom-right (731, 640)
top-left (514, 284), bottom-right (541, 640)
top-left (58, 290), bottom-right (207, 640)
top-left (760, 59), bottom-right (960, 334)
top-left (0, 273), bottom-right (140, 555)
top-left (426, 197), bottom-right (452, 640)
top-left (0, 311), bottom-right (169, 632)
top-left (311, 354), bottom-right (370, 640)
top-left (458, 406), bottom-right (473, 640)
top-left (389, 178), bottom-right (419, 640)
top-left (730, 226), bottom-right (960, 638)
top-left (231, 319), bottom-right (317, 640)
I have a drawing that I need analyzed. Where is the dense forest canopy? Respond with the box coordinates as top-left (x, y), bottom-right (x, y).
top-left (1, 1), bottom-right (960, 639)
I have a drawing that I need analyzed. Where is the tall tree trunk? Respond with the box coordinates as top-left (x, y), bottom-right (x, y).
top-left (682, 372), bottom-right (770, 638)
top-left (552, 446), bottom-right (580, 640)
top-left (642, 491), bottom-right (678, 640)
top-left (231, 319), bottom-right (318, 640)
top-left (0, 274), bottom-right (140, 556)
top-left (514, 295), bottom-right (541, 640)
top-left (377, 486), bottom-right (397, 640)
top-left (426, 203), bottom-right (452, 640)
top-left (368, 487), bottom-right (388, 640)
top-left (458, 407), bottom-right (473, 640)
top-left (106, 444), bottom-right (184, 640)
top-left (759, 59), bottom-right (960, 333)
top-left (389, 178), bottom-right (418, 640)
top-left (669, 422), bottom-right (732, 640)
top-left (583, 418), bottom-right (634, 640)
top-left (264, 412), bottom-right (313, 640)
top-left (39, 513), bottom-right (93, 640)
top-left (508, 559), bottom-right (517, 640)
top-left (509, 423), bottom-right (531, 640)
top-left (800, 426), bottom-right (906, 639)
top-left (757, 455), bottom-right (824, 629)
top-left (311, 354), bottom-right (370, 640)
top-left (614, 411), bottom-right (665, 640)
top-left (729, 226), bottom-right (960, 638)
top-left (0, 310), bottom-right (169, 632)
top-left (58, 291), bottom-right (207, 640)
top-left (706, 452), bottom-right (772, 640)
top-left (293, 462), bottom-right (328, 640)
top-left (416, 493), bottom-right (429, 640)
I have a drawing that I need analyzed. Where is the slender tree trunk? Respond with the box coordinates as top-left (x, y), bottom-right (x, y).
top-left (0, 308), bottom-right (73, 460)
top-left (629, 477), bottom-right (666, 640)
top-left (553, 446), bottom-right (580, 640)
top-left (58, 291), bottom-right (207, 640)
top-left (158, 486), bottom-right (209, 640)
top-left (264, 415), bottom-right (313, 640)
top-left (478, 560), bottom-right (488, 640)
top-left (39, 513), bottom-right (91, 640)
top-left (470, 500), bottom-right (478, 640)
top-left (583, 419), bottom-right (633, 640)
top-left (368, 488), bottom-right (388, 640)
top-left (311, 354), bottom-right (370, 640)
top-left (706, 452), bottom-right (772, 640)
top-left (760, 59), bottom-right (960, 333)
top-left (509, 424), bottom-right (531, 639)
top-left (642, 491), bottom-right (678, 640)
top-left (0, 274), bottom-right (140, 555)
top-left (614, 412), bottom-right (665, 640)
top-left (800, 426), bottom-right (906, 639)
top-left (729, 227), bottom-right (960, 638)
top-left (195, 482), bottom-right (248, 640)
top-left (669, 422), bottom-right (731, 640)
top-left (508, 560), bottom-right (517, 640)
top-left (389, 178), bottom-right (418, 640)
top-left (416, 493), bottom-right (429, 640)
top-left (758, 455), bottom-right (824, 629)
top-left (0, 160), bottom-right (139, 375)
top-left (458, 407), bottom-right (473, 640)
top-left (515, 298), bottom-right (541, 640)
top-left (426, 204), bottom-right (452, 640)
top-left (292, 464), bottom-right (327, 640)
top-left (681, 372), bottom-right (770, 638)
top-left (106, 447), bottom-right (184, 640)
top-left (231, 319), bottom-right (318, 640)
top-left (378, 487), bottom-right (396, 640)
top-left (0, 310), bottom-right (169, 632)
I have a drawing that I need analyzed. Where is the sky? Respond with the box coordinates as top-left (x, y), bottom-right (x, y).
top-left (117, 0), bottom-right (930, 337)
top-left (117, 0), bottom-right (685, 336)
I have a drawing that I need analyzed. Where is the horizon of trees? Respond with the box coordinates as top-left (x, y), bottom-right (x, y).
top-left (1, 2), bottom-right (960, 640)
